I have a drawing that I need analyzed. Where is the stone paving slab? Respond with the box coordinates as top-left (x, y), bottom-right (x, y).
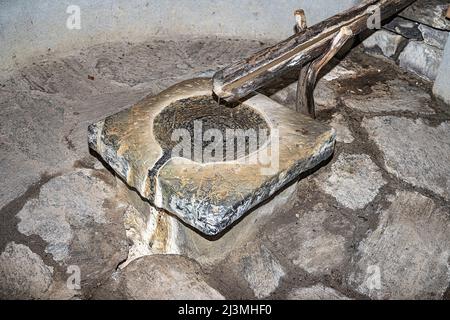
top-left (235, 243), bottom-right (285, 299)
top-left (348, 191), bottom-right (450, 300)
top-left (362, 116), bottom-right (450, 200)
top-left (0, 242), bottom-right (54, 300)
top-left (267, 203), bottom-right (351, 275)
top-left (328, 114), bottom-right (354, 144)
top-left (342, 79), bottom-right (435, 114)
top-left (5, 169), bottom-right (129, 299)
top-left (94, 255), bottom-right (224, 300)
top-left (315, 153), bottom-right (387, 210)
top-left (288, 284), bottom-right (352, 300)
top-left (383, 17), bottom-right (423, 41)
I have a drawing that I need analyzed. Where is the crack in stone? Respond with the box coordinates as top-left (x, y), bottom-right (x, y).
top-left (148, 151), bottom-right (172, 200)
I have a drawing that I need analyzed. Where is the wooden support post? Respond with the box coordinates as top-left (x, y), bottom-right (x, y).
top-left (296, 27), bottom-right (353, 118)
top-left (294, 9), bottom-right (307, 32)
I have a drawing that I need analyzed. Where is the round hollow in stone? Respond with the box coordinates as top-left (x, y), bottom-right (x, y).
top-left (153, 95), bottom-right (270, 163)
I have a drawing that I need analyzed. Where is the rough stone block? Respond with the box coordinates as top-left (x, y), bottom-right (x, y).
top-left (433, 38), bottom-right (450, 104)
top-left (419, 24), bottom-right (449, 50)
top-left (181, 183), bottom-right (297, 266)
top-left (398, 41), bottom-right (444, 81)
top-left (88, 78), bottom-right (336, 236)
top-left (383, 17), bottom-right (423, 41)
top-left (362, 30), bottom-right (407, 59)
top-left (400, 0), bottom-right (450, 31)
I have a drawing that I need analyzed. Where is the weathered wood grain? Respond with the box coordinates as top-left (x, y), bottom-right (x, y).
top-left (296, 27), bottom-right (353, 118)
top-left (213, 0), bottom-right (416, 102)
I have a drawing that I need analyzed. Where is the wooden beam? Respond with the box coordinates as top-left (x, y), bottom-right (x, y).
top-left (213, 0), bottom-right (416, 102)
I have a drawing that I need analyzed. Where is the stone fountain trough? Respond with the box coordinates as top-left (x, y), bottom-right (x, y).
top-left (88, 78), bottom-right (335, 235)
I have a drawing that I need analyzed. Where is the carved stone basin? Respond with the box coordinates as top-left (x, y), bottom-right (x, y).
top-left (88, 78), bottom-right (335, 235)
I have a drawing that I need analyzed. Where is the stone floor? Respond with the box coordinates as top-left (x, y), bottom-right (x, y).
top-left (0, 37), bottom-right (449, 300)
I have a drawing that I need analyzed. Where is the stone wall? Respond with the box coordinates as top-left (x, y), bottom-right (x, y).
top-left (362, 0), bottom-right (449, 104)
top-left (434, 32), bottom-right (450, 104)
